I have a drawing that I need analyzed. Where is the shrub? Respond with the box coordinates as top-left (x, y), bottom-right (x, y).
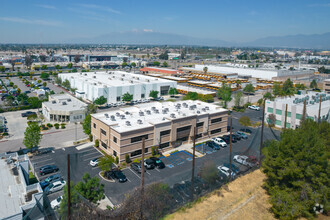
top-left (125, 154), bottom-right (131, 163)
top-left (89, 134), bottom-right (93, 142)
top-left (122, 162), bottom-right (126, 167)
top-left (54, 123), bottom-right (60, 129)
top-left (243, 102), bottom-right (252, 109)
top-left (115, 156), bottom-right (119, 164)
top-left (151, 146), bottom-right (158, 156)
top-left (47, 123), bottom-right (53, 128)
top-left (95, 139), bottom-right (99, 147)
top-left (61, 124), bottom-right (66, 129)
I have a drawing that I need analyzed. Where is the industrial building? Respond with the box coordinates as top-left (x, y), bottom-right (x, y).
top-left (91, 100), bottom-right (228, 161)
top-left (140, 67), bottom-right (183, 75)
top-left (265, 92), bottom-right (330, 129)
top-left (324, 79), bottom-right (330, 94)
top-left (59, 71), bottom-right (177, 104)
top-left (182, 64), bottom-right (314, 80)
top-left (42, 94), bottom-right (87, 123)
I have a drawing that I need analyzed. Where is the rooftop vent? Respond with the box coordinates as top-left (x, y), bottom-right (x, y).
top-left (197, 110), bottom-right (200, 114)
top-left (116, 112), bottom-right (120, 116)
top-left (189, 106), bottom-right (194, 110)
top-left (62, 102), bottom-right (67, 105)
top-left (146, 110), bottom-right (151, 115)
top-left (151, 106), bottom-right (156, 110)
top-left (205, 106), bottom-right (209, 110)
top-left (170, 113), bottom-right (176, 118)
top-left (139, 111), bottom-right (144, 116)
top-left (110, 115), bottom-right (116, 121)
top-left (52, 101), bottom-right (56, 104)
top-left (84, 73), bottom-right (87, 76)
top-left (162, 117), bottom-right (166, 121)
top-left (162, 109), bottom-right (167, 114)
top-left (104, 113), bottom-right (109, 118)
top-left (137, 119), bottom-right (143, 124)
top-left (120, 115), bottom-right (126, 119)
top-left (126, 121), bottom-right (131, 126)
top-left (155, 109), bottom-right (159, 114)
top-left (202, 108), bottom-right (206, 112)
top-left (67, 99), bottom-right (71, 102)
top-left (121, 78), bottom-right (124, 81)
top-left (125, 111), bottom-right (130, 115)
top-left (130, 80), bottom-right (134, 83)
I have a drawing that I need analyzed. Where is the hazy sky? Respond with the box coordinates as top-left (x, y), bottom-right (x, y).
top-left (0, 0), bottom-right (329, 43)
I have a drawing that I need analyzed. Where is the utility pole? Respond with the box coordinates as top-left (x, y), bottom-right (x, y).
top-left (318, 96), bottom-right (322, 123)
top-left (67, 154), bottom-right (71, 220)
top-left (302, 99), bottom-right (307, 122)
top-left (191, 127), bottom-right (196, 201)
top-left (75, 122), bottom-right (77, 142)
top-left (284, 104), bottom-right (288, 129)
top-left (140, 138), bottom-right (145, 220)
top-left (259, 100), bottom-right (265, 166)
top-left (229, 116), bottom-right (233, 181)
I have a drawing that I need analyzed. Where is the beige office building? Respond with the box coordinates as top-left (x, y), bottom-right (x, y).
top-left (91, 101), bottom-right (228, 161)
top-left (324, 79), bottom-right (330, 94)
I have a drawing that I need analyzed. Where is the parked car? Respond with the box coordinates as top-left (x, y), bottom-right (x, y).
top-left (23, 91), bottom-right (31, 94)
top-left (218, 166), bottom-right (236, 178)
top-left (130, 162), bottom-right (145, 173)
top-left (144, 159), bottom-right (155, 169)
top-left (206, 141), bottom-right (220, 150)
top-left (221, 135), bottom-right (237, 144)
top-left (235, 131), bottom-right (248, 139)
top-left (106, 168), bottom-right (127, 183)
top-left (232, 134), bottom-right (241, 141)
top-left (40, 173), bottom-right (62, 189)
top-left (90, 158), bottom-right (99, 167)
top-left (223, 163), bottom-right (240, 174)
top-left (51, 196), bottom-right (63, 209)
top-left (45, 180), bottom-right (66, 194)
top-left (226, 126), bottom-right (234, 132)
top-left (40, 165), bottom-right (59, 176)
top-left (21, 111), bottom-right (36, 117)
top-left (233, 155), bottom-right (256, 167)
top-left (248, 105), bottom-right (260, 111)
top-left (240, 128), bottom-right (252, 134)
top-left (149, 157), bottom-right (165, 169)
top-left (212, 137), bottom-right (227, 147)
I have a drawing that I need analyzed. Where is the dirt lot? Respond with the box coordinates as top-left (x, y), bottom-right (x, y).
top-left (165, 169), bottom-right (275, 220)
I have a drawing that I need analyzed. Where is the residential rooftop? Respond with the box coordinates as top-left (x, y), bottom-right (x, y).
top-left (92, 100), bottom-right (227, 133)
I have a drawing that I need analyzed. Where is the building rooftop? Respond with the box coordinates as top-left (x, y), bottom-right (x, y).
top-left (43, 94), bottom-right (87, 112)
top-left (148, 73), bottom-right (189, 81)
top-left (92, 100), bottom-right (227, 133)
top-left (59, 71), bottom-right (174, 88)
top-left (177, 85), bottom-right (216, 95)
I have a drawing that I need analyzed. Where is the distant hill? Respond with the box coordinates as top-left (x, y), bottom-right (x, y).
top-left (69, 31), bottom-right (330, 49)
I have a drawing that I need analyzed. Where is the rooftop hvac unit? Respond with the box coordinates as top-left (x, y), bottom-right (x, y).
top-left (84, 74), bottom-right (87, 76)
top-left (205, 106), bottom-right (209, 110)
top-left (197, 110), bottom-right (201, 114)
top-left (139, 111), bottom-right (144, 116)
top-left (62, 102), bottom-right (67, 105)
top-left (122, 74), bottom-right (125, 77)
top-left (137, 119), bottom-right (143, 124)
top-left (125, 111), bottom-right (130, 115)
top-left (151, 106), bottom-right (156, 110)
top-left (189, 106), bottom-right (194, 110)
top-left (202, 108), bottom-right (206, 111)
top-left (162, 109), bottom-right (167, 114)
top-left (94, 83), bottom-right (97, 85)
top-left (110, 115), bottom-right (116, 121)
top-left (137, 77), bottom-right (140, 80)
top-left (165, 108), bottom-right (169, 111)
top-left (146, 110), bottom-right (151, 115)
top-left (112, 75), bottom-right (115, 78)
top-left (52, 101), bottom-right (56, 104)
top-left (67, 99), bottom-right (71, 102)
top-left (120, 115), bottom-right (126, 119)
top-left (162, 117), bottom-right (166, 121)
top-left (104, 113), bottom-right (109, 118)
top-left (126, 121), bottom-right (131, 126)
top-left (146, 79), bottom-right (150, 82)
top-left (155, 109), bottom-right (159, 113)
top-left (121, 78), bottom-right (124, 81)
top-left (170, 113), bottom-right (176, 118)
top-left (130, 80), bottom-right (134, 83)
top-left (116, 112), bottom-right (120, 116)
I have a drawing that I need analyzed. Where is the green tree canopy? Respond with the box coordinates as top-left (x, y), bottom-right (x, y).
top-left (27, 97), bottom-right (42, 108)
top-left (40, 72), bottom-right (49, 79)
top-left (243, 83), bottom-right (255, 94)
top-left (67, 63), bottom-right (73, 69)
top-left (98, 155), bottom-right (115, 171)
top-left (149, 90), bottom-right (159, 99)
top-left (62, 79), bottom-right (71, 90)
top-left (162, 62), bottom-right (168, 67)
top-left (130, 62), bottom-right (136, 67)
top-left (282, 78), bottom-right (295, 95)
top-left (262, 119), bottom-right (329, 219)
top-left (122, 92), bottom-right (133, 102)
top-left (94, 96), bottom-right (107, 105)
top-left (310, 79), bottom-right (318, 89)
top-left (153, 61), bottom-right (160, 66)
top-left (82, 114), bottom-right (91, 135)
top-left (59, 182), bottom-right (79, 219)
top-left (168, 87), bottom-right (178, 97)
top-left (0, 66), bottom-right (6, 73)
top-left (23, 122), bottom-right (42, 149)
top-left (183, 92), bottom-right (198, 100)
top-left (55, 65), bottom-right (62, 70)
top-left (87, 104), bottom-right (97, 114)
top-left (74, 173), bottom-right (105, 204)
top-left (234, 91), bottom-right (243, 107)
top-left (239, 116), bottom-right (251, 127)
top-left (122, 62), bottom-right (128, 68)
top-left (263, 92), bottom-right (273, 100)
top-left (217, 82), bottom-right (232, 108)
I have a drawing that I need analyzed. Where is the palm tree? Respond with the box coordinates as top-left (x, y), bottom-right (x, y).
top-left (235, 80), bottom-right (241, 90)
top-left (203, 67), bottom-right (208, 75)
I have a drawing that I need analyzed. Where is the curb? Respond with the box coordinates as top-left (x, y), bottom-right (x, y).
top-left (99, 171), bottom-right (115, 183)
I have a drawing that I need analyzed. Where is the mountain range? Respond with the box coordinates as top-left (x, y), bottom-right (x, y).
top-left (70, 31), bottom-right (330, 49)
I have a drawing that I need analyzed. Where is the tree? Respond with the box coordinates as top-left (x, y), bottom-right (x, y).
top-left (203, 66), bottom-right (208, 74)
top-left (82, 114), bottom-right (91, 135)
top-left (217, 82), bottom-right (232, 108)
top-left (267, 114), bottom-right (276, 127)
top-left (59, 182), bottom-right (79, 219)
top-left (234, 91), bottom-right (243, 107)
top-left (130, 62), bottom-right (136, 68)
top-left (27, 97), bottom-right (42, 108)
top-left (67, 63), bottom-right (73, 69)
top-left (16, 88), bottom-right (21, 95)
top-left (147, 53), bottom-right (150, 59)
top-left (42, 82), bottom-right (47, 87)
top-left (23, 122), bottom-right (42, 149)
top-left (153, 61), bottom-right (160, 66)
top-left (318, 66), bottom-right (330, 74)
top-left (74, 173), bottom-right (105, 204)
top-left (239, 116), bottom-right (251, 127)
top-left (62, 79), bottom-right (71, 90)
top-left (168, 87), bottom-right (178, 97)
top-left (257, 98), bottom-right (264, 106)
top-left (198, 161), bottom-right (218, 184)
top-left (142, 55), bottom-right (145, 60)
top-left (55, 64), bottom-right (62, 70)
top-left (98, 155), bottom-right (114, 171)
top-left (87, 104), bottom-right (97, 114)
top-left (40, 72), bottom-right (49, 79)
top-left (235, 79), bottom-right (241, 90)
top-left (262, 120), bottom-right (329, 219)
top-left (122, 62), bottom-right (128, 68)
top-left (0, 66), bottom-right (5, 73)
top-left (295, 83), bottom-right (306, 90)
top-left (162, 62), bottom-right (168, 67)
top-left (9, 59), bottom-right (15, 71)
top-left (263, 92), bottom-right (273, 100)
top-left (272, 82), bottom-right (282, 97)
top-left (282, 78), bottom-right (294, 95)
top-left (25, 55), bottom-right (33, 69)
top-left (39, 55), bottom-right (47, 62)
top-left (149, 90), bottom-right (159, 99)
top-left (74, 55), bottom-right (80, 63)
top-left (151, 146), bottom-right (158, 156)
top-left (55, 77), bottom-right (62, 85)
top-left (310, 79), bottom-right (318, 90)
top-left (243, 83), bottom-right (255, 102)
top-left (159, 51), bottom-right (169, 60)
top-left (94, 96), bottom-right (107, 105)
top-left (125, 154), bottom-right (131, 163)
top-left (122, 92), bottom-right (133, 102)
top-left (183, 92), bottom-right (198, 100)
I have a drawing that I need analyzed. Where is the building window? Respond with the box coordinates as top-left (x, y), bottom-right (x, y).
top-left (160, 130), bottom-right (170, 136)
top-left (196, 122), bottom-right (204, 127)
top-left (159, 142), bottom-right (169, 149)
top-left (131, 149), bottom-right (142, 157)
top-left (117, 96), bottom-right (121, 101)
top-left (113, 150), bottom-right (117, 157)
top-left (276, 109), bottom-right (282, 115)
top-left (93, 123), bottom-right (96, 128)
top-left (196, 133), bottom-right (203, 139)
top-left (275, 120), bottom-right (281, 126)
top-left (101, 128), bottom-right (106, 136)
top-left (296, 113), bottom-right (302, 119)
top-left (113, 136), bottom-right (117, 143)
top-left (210, 128), bottom-right (221, 134)
top-left (286, 122), bottom-right (291, 128)
top-left (211, 118), bottom-right (222, 124)
top-left (131, 134), bottom-right (148, 143)
top-left (287, 112), bottom-right (291, 117)
top-left (267, 107), bottom-right (273, 113)
top-left (101, 141), bottom-right (107, 149)
top-left (141, 94), bottom-right (145, 98)
top-left (177, 125), bottom-right (191, 133)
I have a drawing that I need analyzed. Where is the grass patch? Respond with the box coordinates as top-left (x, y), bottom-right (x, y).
top-left (28, 172), bottom-right (38, 185)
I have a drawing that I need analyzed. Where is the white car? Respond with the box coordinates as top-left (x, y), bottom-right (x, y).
top-left (90, 158), bottom-right (99, 167)
top-left (218, 166), bottom-right (236, 178)
top-left (233, 155), bottom-right (255, 167)
top-left (248, 105), bottom-right (260, 111)
top-left (51, 196), bottom-right (63, 209)
top-left (212, 137), bottom-right (227, 148)
top-left (45, 180), bottom-right (66, 194)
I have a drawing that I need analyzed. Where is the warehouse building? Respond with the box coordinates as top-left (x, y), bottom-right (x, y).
top-left (140, 67), bottom-right (183, 75)
top-left (42, 94), bottom-right (87, 123)
top-left (91, 100), bottom-right (228, 161)
top-left (59, 71), bottom-right (177, 104)
top-left (265, 92), bottom-right (330, 129)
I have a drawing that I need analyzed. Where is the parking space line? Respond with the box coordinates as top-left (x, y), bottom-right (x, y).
top-left (155, 168), bottom-right (160, 172)
top-left (83, 154), bottom-right (102, 161)
top-left (146, 171), bottom-right (151, 175)
top-left (92, 166), bottom-right (99, 170)
top-left (127, 178), bottom-right (131, 182)
top-left (35, 162), bottom-right (55, 169)
top-left (79, 149), bottom-right (97, 154)
top-left (128, 168), bottom-right (141, 179)
top-left (32, 157), bottom-right (52, 163)
top-left (82, 151), bottom-right (101, 158)
top-left (32, 155), bottom-right (51, 161)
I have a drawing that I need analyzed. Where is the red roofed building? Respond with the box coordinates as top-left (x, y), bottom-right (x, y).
top-left (140, 67), bottom-right (183, 75)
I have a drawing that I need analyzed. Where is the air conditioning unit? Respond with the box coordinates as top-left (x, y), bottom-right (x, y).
top-left (110, 115), bottom-right (116, 121)
top-left (104, 113), bottom-right (109, 118)
top-left (170, 113), bottom-right (176, 118)
top-left (139, 111), bottom-right (144, 116)
top-left (126, 121), bottom-right (131, 126)
top-left (137, 119), bottom-right (143, 124)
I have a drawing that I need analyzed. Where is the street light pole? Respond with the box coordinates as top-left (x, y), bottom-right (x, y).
top-left (259, 100), bottom-right (265, 166)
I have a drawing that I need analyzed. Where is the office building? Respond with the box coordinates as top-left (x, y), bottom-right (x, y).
top-left (91, 101), bottom-right (228, 161)
top-left (323, 79), bottom-right (330, 94)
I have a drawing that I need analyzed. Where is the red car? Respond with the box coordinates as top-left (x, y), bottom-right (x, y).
top-left (27, 84), bottom-right (30, 87)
